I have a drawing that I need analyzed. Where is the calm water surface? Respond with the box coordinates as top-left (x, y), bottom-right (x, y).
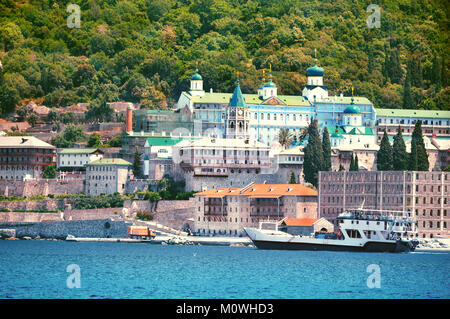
top-left (0, 240), bottom-right (448, 299)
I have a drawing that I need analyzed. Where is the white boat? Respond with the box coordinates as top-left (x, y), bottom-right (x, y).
top-left (244, 209), bottom-right (419, 252)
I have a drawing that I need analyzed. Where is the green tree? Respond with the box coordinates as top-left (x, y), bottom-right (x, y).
top-left (43, 164), bottom-right (56, 179)
top-left (322, 127), bottom-right (331, 171)
top-left (27, 113), bottom-right (38, 127)
top-left (392, 127), bottom-right (408, 170)
top-left (87, 133), bottom-right (101, 147)
top-left (0, 22), bottom-right (24, 51)
top-left (409, 120), bottom-right (429, 171)
top-left (303, 120), bottom-right (323, 187)
top-left (377, 130), bottom-right (393, 171)
top-left (63, 125), bottom-right (86, 144)
top-left (133, 150), bottom-right (142, 178)
top-left (403, 72), bottom-right (414, 109)
top-left (354, 154), bottom-right (359, 171)
top-left (349, 153), bottom-right (356, 171)
top-left (288, 171), bottom-right (297, 184)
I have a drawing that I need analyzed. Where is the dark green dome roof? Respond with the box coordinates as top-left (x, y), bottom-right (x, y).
top-left (263, 81), bottom-right (277, 88)
top-left (306, 63), bottom-right (324, 76)
top-left (343, 104), bottom-right (361, 114)
top-left (191, 72), bottom-right (202, 81)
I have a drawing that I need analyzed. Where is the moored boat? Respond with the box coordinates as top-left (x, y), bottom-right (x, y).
top-left (244, 209), bottom-right (419, 252)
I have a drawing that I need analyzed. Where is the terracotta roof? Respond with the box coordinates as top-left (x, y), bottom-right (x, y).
top-left (282, 218), bottom-right (319, 227)
top-left (194, 188), bottom-right (240, 198)
top-left (240, 184), bottom-right (317, 197)
top-left (194, 184), bottom-right (317, 198)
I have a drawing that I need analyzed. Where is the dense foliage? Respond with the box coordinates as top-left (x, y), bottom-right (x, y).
top-left (0, 0), bottom-right (448, 117)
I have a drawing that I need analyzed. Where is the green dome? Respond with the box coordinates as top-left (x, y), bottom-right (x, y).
top-left (306, 63), bottom-right (324, 76)
top-left (191, 72), bottom-right (202, 81)
top-left (263, 81), bottom-right (277, 88)
top-left (343, 104), bottom-right (361, 114)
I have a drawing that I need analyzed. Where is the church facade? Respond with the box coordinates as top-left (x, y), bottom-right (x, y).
top-left (176, 60), bottom-right (377, 146)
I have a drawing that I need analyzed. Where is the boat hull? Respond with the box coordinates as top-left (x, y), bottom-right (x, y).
top-left (251, 239), bottom-right (412, 252)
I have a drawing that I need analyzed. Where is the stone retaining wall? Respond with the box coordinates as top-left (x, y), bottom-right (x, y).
top-left (0, 219), bottom-right (129, 239)
top-left (63, 208), bottom-right (123, 221)
top-left (0, 179), bottom-right (84, 197)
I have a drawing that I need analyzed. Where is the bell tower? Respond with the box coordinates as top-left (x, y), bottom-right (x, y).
top-left (225, 74), bottom-right (249, 139)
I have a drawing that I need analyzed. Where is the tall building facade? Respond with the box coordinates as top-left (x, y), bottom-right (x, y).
top-left (193, 183), bottom-right (318, 236)
top-left (0, 136), bottom-right (56, 180)
top-left (318, 171), bottom-right (450, 238)
top-left (85, 158), bottom-right (131, 196)
top-left (176, 60), bottom-right (377, 146)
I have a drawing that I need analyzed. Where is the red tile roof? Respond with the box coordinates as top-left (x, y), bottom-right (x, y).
top-left (194, 184), bottom-right (317, 198)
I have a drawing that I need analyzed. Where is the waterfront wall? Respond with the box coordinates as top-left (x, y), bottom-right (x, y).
top-left (0, 211), bottom-right (62, 223)
top-left (63, 208), bottom-right (124, 221)
top-left (0, 179), bottom-right (84, 197)
top-left (0, 219), bottom-right (129, 239)
top-left (0, 207), bottom-right (124, 223)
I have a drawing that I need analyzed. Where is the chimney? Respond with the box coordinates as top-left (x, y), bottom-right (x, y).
top-left (126, 105), bottom-right (133, 133)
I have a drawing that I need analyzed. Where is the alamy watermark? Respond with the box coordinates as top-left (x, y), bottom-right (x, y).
top-left (366, 4), bottom-right (381, 29)
top-left (366, 264), bottom-right (381, 288)
top-left (66, 264), bottom-right (81, 288)
top-left (67, 4), bottom-right (81, 29)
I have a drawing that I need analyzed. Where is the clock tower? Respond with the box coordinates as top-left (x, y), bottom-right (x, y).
top-left (225, 78), bottom-right (249, 139)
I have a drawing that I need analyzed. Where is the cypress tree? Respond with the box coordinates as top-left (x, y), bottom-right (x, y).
top-left (389, 49), bottom-right (403, 84)
top-left (354, 154), bottom-right (359, 171)
top-left (377, 130), bottom-right (393, 171)
top-left (303, 119), bottom-right (323, 188)
top-left (132, 149), bottom-right (142, 178)
top-left (409, 120), bottom-right (429, 171)
top-left (403, 71), bottom-right (413, 109)
top-left (349, 153), bottom-right (355, 171)
top-left (289, 171), bottom-right (297, 184)
top-left (392, 127), bottom-right (408, 170)
top-left (322, 127), bottom-right (331, 171)
top-left (431, 55), bottom-right (442, 89)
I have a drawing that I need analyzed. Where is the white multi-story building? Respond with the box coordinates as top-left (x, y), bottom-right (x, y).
top-left (57, 148), bottom-right (104, 169)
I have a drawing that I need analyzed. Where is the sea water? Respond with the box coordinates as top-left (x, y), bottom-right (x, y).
top-left (0, 240), bottom-right (448, 299)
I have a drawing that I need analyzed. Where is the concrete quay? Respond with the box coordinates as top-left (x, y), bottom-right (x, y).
top-left (65, 234), bottom-right (253, 246)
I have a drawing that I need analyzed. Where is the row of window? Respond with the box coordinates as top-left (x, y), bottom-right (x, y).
top-left (0, 148), bottom-right (54, 154)
top-left (422, 221), bottom-right (447, 229)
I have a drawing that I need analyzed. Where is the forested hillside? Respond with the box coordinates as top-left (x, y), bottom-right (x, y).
top-left (0, 0), bottom-right (448, 116)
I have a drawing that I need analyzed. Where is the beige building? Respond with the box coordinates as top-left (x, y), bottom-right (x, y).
top-left (85, 158), bottom-right (131, 196)
top-left (173, 137), bottom-right (273, 190)
top-left (193, 182), bottom-right (318, 236)
top-left (0, 136), bottom-right (56, 180)
top-left (318, 171), bottom-right (450, 238)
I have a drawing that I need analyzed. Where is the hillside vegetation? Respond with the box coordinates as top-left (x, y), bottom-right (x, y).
top-left (0, 0), bottom-right (448, 115)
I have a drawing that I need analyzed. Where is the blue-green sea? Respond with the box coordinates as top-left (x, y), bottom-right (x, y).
top-left (0, 240), bottom-right (448, 299)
